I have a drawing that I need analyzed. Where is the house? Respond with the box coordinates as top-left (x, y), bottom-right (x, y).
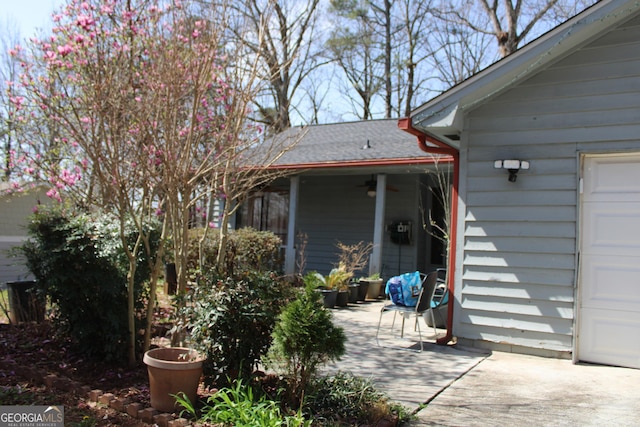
top-left (235, 119), bottom-right (452, 279)
top-left (0, 185), bottom-right (48, 285)
top-left (400, 0), bottom-right (640, 369)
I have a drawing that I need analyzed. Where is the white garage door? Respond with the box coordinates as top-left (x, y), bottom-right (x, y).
top-left (578, 153), bottom-right (640, 369)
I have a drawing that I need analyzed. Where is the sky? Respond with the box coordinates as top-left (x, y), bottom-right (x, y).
top-left (0, 0), bottom-right (61, 39)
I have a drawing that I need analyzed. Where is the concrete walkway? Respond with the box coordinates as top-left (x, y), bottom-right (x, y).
top-left (327, 300), bottom-right (640, 426)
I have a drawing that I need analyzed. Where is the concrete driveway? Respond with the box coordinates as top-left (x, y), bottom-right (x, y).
top-left (327, 300), bottom-right (640, 426)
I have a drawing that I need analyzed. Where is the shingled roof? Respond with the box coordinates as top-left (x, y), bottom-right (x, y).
top-left (273, 119), bottom-right (429, 167)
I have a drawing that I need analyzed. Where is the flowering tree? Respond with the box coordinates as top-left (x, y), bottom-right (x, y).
top-left (0, 21), bottom-right (23, 182)
top-left (9, 0), bottom-right (297, 364)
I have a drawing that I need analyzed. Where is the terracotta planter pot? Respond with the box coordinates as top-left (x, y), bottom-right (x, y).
top-left (143, 347), bottom-right (204, 412)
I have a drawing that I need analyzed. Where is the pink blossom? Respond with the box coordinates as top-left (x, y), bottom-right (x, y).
top-left (9, 96), bottom-right (25, 108)
top-left (45, 50), bottom-right (57, 61)
top-left (46, 188), bottom-right (62, 202)
top-left (57, 44), bottom-right (73, 56)
top-left (76, 14), bottom-right (95, 30)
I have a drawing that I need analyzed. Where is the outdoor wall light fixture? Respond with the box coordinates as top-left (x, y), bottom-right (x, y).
top-left (494, 159), bottom-right (530, 182)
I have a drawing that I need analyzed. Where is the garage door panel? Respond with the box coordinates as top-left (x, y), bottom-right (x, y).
top-left (579, 153), bottom-right (640, 369)
top-left (581, 202), bottom-right (640, 256)
top-left (584, 155), bottom-right (640, 202)
top-left (579, 308), bottom-right (640, 369)
top-left (581, 255), bottom-right (640, 311)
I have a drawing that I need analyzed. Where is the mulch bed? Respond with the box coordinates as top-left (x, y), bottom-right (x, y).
top-left (0, 321), bottom-right (159, 426)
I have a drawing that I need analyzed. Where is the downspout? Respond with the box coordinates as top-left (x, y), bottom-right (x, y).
top-left (398, 118), bottom-right (459, 346)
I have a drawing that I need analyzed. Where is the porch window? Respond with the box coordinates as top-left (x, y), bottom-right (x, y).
top-left (237, 191), bottom-right (289, 243)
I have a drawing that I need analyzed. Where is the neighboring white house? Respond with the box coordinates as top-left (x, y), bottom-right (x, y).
top-left (0, 185), bottom-right (48, 285)
top-left (402, 0), bottom-right (640, 369)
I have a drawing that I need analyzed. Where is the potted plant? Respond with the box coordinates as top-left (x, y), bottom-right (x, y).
top-left (326, 264), bottom-right (353, 307)
top-left (304, 271), bottom-right (337, 308)
top-left (143, 347), bottom-right (205, 413)
top-left (347, 280), bottom-right (360, 303)
top-left (334, 241), bottom-right (374, 303)
top-left (361, 272), bottom-right (384, 300)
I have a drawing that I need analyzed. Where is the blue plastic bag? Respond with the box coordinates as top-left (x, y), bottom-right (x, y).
top-left (385, 271), bottom-right (422, 307)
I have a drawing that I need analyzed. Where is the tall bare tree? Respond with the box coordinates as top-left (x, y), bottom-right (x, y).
top-left (219, 0), bottom-right (322, 133)
top-left (427, 14), bottom-right (494, 89)
top-left (327, 0), bottom-right (385, 120)
top-left (393, 0), bottom-right (440, 116)
top-left (436, 0), bottom-right (600, 58)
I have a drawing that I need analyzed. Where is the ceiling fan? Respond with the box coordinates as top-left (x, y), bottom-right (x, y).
top-left (357, 175), bottom-right (399, 197)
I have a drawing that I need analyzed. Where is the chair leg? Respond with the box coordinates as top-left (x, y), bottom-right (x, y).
top-left (428, 309), bottom-right (438, 338)
top-left (375, 310), bottom-right (385, 347)
top-left (414, 314), bottom-right (423, 352)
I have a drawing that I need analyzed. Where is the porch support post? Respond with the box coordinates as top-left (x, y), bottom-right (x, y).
top-left (370, 174), bottom-right (386, 275)
top-left (284, 175), bottom-right (300, 276)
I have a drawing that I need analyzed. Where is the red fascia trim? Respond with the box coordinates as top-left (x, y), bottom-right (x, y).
top-left (270, 156), bottom-right (453, 171)
top-left (398, 117), bottom-right (458, 346)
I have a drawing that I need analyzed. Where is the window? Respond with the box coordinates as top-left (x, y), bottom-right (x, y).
top-left (238, 191), bottom-right (289, 242)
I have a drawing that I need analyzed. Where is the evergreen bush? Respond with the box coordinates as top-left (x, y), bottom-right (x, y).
top-left (266, 283), bottom-right (346, 408)
top-left (186, 227), bottom-right (283, 276)
top-left (20, 206), bottom-right (160, 362)
top-left (185, 270), bottom-right (294, 386)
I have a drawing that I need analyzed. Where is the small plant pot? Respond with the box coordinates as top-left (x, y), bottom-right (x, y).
top-left (143, 347), bottom-right (204, 413)
top-left (357, 281), bottom-right (369, 302)
top-left (336, 290), bottom-right (349, 307)
top-left (348, 283), bottom-right (359, 303)
top-left (319, 288), bottom-right (338, 308)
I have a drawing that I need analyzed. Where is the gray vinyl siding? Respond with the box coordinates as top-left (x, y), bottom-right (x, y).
top-left (297, 174), bottom-right (421, 278)
top-left (379, 174), bottom-right (420, 278)
top-left (457, 15), bottom-right (640, 352)
top-left (297, 175), bottom-right (377, 275)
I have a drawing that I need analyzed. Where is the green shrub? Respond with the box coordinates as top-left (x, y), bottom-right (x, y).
top-left (185, 270), bottom-right (294, 386)
top-left (265, 283), bottom-right (346, 408)
top-left (306, 372), bottom-right (412, 425)
top-left (19, 206), bottom-right (160, 362)
top-left (186, 227), bottom-right (283, 276)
